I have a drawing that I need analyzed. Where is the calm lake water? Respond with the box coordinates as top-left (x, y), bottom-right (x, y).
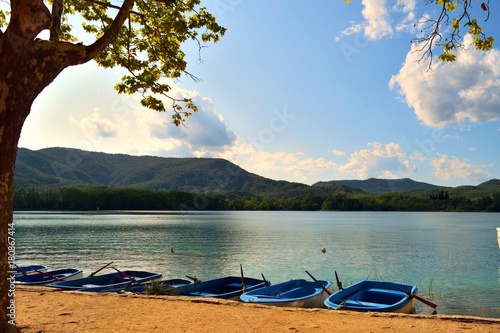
top-left (13, 211), bottom-right (500, 318)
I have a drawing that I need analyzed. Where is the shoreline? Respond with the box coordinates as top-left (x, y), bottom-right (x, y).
top-left (16, 286), bottom-right (500, 333)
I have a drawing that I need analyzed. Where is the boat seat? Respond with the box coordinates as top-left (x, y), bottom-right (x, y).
top-left (226, 283), bottom-right (243, 288)
top-left (344, 300), bottom-right (382, 308)
top-left (279, 287), bottom-right (315, 298)
top-left (366, 288), bottom-right (406, 296)
top-left (188, 292), bottom-right (219, 297)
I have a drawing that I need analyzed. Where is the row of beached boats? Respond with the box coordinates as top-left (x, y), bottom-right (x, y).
top-left (14, 263), bottom-right (437, 314)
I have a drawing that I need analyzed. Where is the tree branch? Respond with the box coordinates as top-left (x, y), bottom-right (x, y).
top-left (85, 0), bottom-right (144, 17)
top-left (84, 0), bottom-right (136, 62)
top-left (50, 0), bottom-right (63, 41)
top-left (8, 0), bottom-right (51, 40)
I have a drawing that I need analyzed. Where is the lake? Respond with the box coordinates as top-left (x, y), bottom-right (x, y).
top-left (13, 211), bottom-right (500, 318)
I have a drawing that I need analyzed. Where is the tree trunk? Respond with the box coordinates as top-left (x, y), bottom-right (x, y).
top-left (0, 37), bottom-right (50, 333)
top-left (0, 37), bottom-right (38, 333)
top-left (0, 2), bottom-right (77, 331)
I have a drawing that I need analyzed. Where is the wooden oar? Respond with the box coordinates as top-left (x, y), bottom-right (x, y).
top-left (395, 285), bottom-right (438, 314)
top-left (15, 264), bottom-right (27, 276)
top-left (335, 271), bottom-right (343, 290)
top-left (35, 270), bottom-right (65, 282)
top-left (261, 273), bottom-right (270, 286)
top-left (112, 267), bottom-right (140, 284)
top-left (305, 270), bottom-right (331, 295)
top-left (186, 275), bottom-right (201, 283)
top-left (240, 264), bottom-right (247, 292)
top-left (89, 261), bottom-right (113, 277)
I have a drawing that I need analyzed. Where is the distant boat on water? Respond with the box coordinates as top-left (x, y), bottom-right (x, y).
top-left (497, 227), bottom-right (500, 249)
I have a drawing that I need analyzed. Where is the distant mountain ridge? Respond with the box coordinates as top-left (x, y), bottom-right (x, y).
top-left (15, 147), bottom-right (498, 198)
top-left (313, 178), bottom-right (440, 194)
top-left (14, 147), bottom-right (351, 197)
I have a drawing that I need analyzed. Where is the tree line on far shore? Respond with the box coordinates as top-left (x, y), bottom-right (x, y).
top-left (13, 187), bottom-right (500, 212)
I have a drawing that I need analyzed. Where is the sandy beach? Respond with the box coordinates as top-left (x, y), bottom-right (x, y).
top-left (15, 286), bottom-right (500, 333)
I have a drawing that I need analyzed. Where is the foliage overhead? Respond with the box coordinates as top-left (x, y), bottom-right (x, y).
top-left (419, 0), bottom-right (494, 63)
top-left (0, 0), bottom-right (226, 125)
top-left (343, 0), bottom-right (494, 65)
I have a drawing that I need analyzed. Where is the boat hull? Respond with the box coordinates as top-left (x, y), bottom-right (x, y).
top-left (324, 280), bottom-right (418, 314)
top-left (47, 270), bottom-right (162, 292)
top-left (15, 268), bottom-right (83, 285)
top-left (240, 279), bottom-right (333, 308)
top-left (175, 276), bottom-right (269, 300)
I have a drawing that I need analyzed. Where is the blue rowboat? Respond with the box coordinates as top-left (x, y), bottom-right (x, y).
top-left (124, 278), bottom-right (194, 293)
top-left (47, 270), bottom-right (162, 292)
top-left (240, 279), bottom-right (333, 308)
top-left (175, 276), bottom-right (270, 300)
top-left (13, 264), bottom-right (47, 277)
top-left (15, 268), bottom-right (83, 285)
top-left (324, 280), bottom-right (418, 313)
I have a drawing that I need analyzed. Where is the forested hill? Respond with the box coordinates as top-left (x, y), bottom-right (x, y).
top-left (13, 148), bottom-right (500, 211)
top-left (14, 147), bottom-right (357, 197)
top-left (313, 178), bottom-right (439, 194)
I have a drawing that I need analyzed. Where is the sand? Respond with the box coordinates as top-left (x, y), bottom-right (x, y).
top-left (15, 286), bottom-right (500, 333)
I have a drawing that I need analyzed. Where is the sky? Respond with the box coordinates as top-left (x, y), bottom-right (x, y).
top-left (18, 0), bottom-right (500, 187)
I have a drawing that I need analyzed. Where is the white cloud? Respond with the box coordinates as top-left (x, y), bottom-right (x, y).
top-left (390, 35), bottom-right (500, 128)
top-left (148, 94), bottom-right (236, 149)
top-left (338, 0), bottom-right (417, 40)
top-left (70, 110), bottom-right (117, 138)
top-left (429, 153), bottom-right (493, 181)
top-left (338, 142), bottom-right (415, 179)
top-left (331, 150), bottom-right (346, 156)
top-left (193, 138), bottom-right (338, 184)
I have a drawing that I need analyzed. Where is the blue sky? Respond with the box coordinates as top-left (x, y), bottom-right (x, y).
top-left (19, 0), bottom-right (500, 186)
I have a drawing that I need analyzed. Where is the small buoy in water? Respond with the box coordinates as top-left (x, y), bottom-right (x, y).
top-left (321, 247), bottom-right (326, 253)
top-left (170, 247), bottom-right (175, 254)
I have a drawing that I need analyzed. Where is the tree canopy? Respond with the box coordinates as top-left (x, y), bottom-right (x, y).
top-left (0, 0), bottom-right (225, 124)
top-left (418, 0), bottom-right (494, 63)
top-left (344, 0), bottom-right (494, 65)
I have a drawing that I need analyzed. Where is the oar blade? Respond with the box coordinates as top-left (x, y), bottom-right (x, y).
top-left (395, 285), bottom-right (437, 312)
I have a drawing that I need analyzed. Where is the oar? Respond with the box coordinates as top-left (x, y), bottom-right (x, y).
top-left (186, 275), bottom-right (201, 283)
top-left (240, 264), bottom-right (247, 292)
top-left (112, 267), bottom-right (140, 284)
top-left (395, 285), bottom-right (438, 314)
top-left (335, 271), bottom-right (343, 290)
top-left (305, 270), bottom-right (331, 295)
top-left (89, 261), bottom-right (113, 277)
top-left (15, 264), bottom-right (27, 276)
top-left (261, 273), bottom-right (270, 286)
top-left (35, 270), bottom-right (65, 282)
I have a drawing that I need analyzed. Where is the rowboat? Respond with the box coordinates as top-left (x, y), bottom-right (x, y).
top-left (240, 279), bottom-right (333, 308)
top-left (324, 280), bottom-right (418, 313)
top-left (15, 268), bottom-right (83, 285)
top-left (125, 278), bottom-right (194, 294)
top-left (174, 276), bottom-right (270, 300)
top-left (13, 264), bottom-right (47, 277)
top-left (47, 270), bottom-right (162, 292)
